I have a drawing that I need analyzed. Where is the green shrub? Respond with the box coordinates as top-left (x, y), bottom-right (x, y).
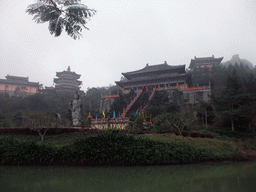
top-left (0, 137), bottom-right (55, 165)
top-left (0, 133), bottom-right (217, 165)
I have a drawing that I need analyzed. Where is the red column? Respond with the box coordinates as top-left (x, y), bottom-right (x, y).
top-left (146, 86), bottom-right (148, 92)
top-left (176, 82), bottom-right (179, 89)
top-left (158, 84), bottom-right (160, 89)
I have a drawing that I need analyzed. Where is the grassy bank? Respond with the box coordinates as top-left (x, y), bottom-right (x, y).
top-left (0, 132), bottom-right (214, 165)
top-left (0, 130), bottom-right (255, 165)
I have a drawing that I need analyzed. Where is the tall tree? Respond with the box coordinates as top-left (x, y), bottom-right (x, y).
top-left (26, 0), bottom-right (96, 39)
top-left (213, 69), bottom-right (245, 131)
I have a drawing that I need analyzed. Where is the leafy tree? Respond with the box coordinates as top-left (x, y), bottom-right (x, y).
top-left (109, 93), bottom-right (127, 115)
top-left (239, 74), bottom-right (256, 132)
top-left (146, 90), bottom-right (178, 118)
top-left (213, 69), bottom-right (246, 131)
top-left (26, 0), bottom-right (96, 39)
top-left (22, 114), bottom-right (61, 141)
top-left (0, 112), bottom-right (7, 127)
top-left (195, 101), bottom-right (215, 127)
top-left (133, 114), bottom-right (144, 132)
top-left (12, 112), bottom-right (24, 127)
top-left (85, 87), bottom-right (107, 111)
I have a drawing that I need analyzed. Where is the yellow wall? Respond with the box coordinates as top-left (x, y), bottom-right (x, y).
top-left (27, 86), bottom-right (38, 93)
top-left (0, 83), bottom-right (38, 94)
top-left (0, 83), bottom-right (5, 91)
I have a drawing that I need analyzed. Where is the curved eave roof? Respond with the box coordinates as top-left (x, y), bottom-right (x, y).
top-left (116, 73), bottom-right (190, 88)
top-left (189, 57), bottom-right (223, 68)
top-left (56, 71), bottom-right (81, 79)
top-left (54, 79), bottom-right (82, 85)
top-left (122, 63), bottom-right (185, 78)
top-left (0, 79), bottom-right (39, 86)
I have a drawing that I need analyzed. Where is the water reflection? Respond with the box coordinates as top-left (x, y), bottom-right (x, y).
top-left (1, 162), bottom-right (256, 192)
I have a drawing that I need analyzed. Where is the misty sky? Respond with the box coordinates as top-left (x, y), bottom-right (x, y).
top-left (0, 0), bottom-right (255, 91)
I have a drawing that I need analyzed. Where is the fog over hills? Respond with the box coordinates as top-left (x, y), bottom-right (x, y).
top-left (221, 54), bottom-right (254, 69)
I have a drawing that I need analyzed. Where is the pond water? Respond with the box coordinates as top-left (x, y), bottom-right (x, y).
top-left (1, 162), bottom-right (256, 192)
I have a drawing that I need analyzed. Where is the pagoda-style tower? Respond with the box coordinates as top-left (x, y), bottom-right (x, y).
top-left (54, 66), bottom-right (82, 91)
top-left (115, 62), bottom-right (192, 93)
top-left (189, 55), bottom-right (223, 71)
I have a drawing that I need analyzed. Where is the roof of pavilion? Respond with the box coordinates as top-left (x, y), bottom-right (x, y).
top-left (115, 73), bottom-right (191, 88)
top-left (53, 78), bottom-right (82, 85)
top-left (189, 55), bottom-right (223, 68)
top-left (122, 62), bottom-right (185, 78)
top-left (56, 66), bottom-right (81, 79)
top-left (0, 75), bottom-right (39, 86)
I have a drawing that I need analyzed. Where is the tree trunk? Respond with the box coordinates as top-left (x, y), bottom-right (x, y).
top-left (231, 120), bottom-right (234, 132)
top-left (205, 109), bottom-right (207, 129)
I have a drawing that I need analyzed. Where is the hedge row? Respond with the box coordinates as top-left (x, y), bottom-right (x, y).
top-left (189, 131), bottom-right (215, 138)
top-left (0, 132), bottom-right (215, 165)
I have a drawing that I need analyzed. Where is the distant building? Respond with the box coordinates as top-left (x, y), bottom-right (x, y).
top-left (114, 62), bottom-right (212, 117)
top-left (53, 66), bottom-right (82, 91)
top-left (100, 94), bottom-right (120, 112)
top-left (182, 85), bottom-right (211, 106)
top-left (115, 61), bottom-right (192, 93)
top-left (189, 55), bottom-right (223, 71)
top-left (0, 75), bottom-right (40, 97)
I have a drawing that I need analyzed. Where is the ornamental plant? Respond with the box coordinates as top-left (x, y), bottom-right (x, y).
top-left (206, 133), bottom-right (215, 139)
top-left (190, 131), bottom-right (200, 138)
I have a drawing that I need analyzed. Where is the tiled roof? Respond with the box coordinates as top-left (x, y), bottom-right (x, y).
top-left (5, 75), bottom-right (28, 83)
top-left (0, 75), bottom-right (39, 86)
top-left (189, 56), bottom-right (223, 68)
top-left (122, 62), bottom-right (185, 76)
top-left (116, 73), bottom-right (190, 88)
top-left (56, 70), bottom-right (81, 79)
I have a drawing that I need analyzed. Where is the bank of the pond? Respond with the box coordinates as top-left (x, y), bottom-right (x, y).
top-left (0, 132), bottom-right (255, 166)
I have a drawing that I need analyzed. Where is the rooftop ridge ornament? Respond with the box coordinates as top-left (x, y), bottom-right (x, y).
top-left (67, 66), bottom-right (71, 71)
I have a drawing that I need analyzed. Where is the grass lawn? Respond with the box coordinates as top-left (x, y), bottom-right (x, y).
top-left (141, 133), bottom-right (236, 156)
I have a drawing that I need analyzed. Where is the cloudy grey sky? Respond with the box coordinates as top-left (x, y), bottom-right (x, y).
top-left (0, 0), bottom-right (255, 91)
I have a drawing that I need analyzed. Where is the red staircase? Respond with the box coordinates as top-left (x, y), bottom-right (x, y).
top-left (121, 88), bottom-right (144, 118)
top-left (141, 88), bottom-right (156, 114)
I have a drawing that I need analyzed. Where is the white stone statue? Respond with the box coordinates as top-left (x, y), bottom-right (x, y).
top-left (70, 92), bottom-right (82, 126)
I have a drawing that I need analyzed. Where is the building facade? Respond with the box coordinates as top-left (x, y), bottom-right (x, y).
top-left (113, 62), bottom-right (212, 116)
top-left (189, 55), bottom-right (223, 71)
top-left (115, 62), bottom-right (192, 93)
top-left (0, 75), bottom-right (40, 97)
top-left (53, 66), bottom-right (82, 91)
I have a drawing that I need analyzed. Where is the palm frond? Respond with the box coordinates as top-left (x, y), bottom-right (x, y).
top-left (57, 0), bottom-right (81, 6)
top-left (49, 17), bottom-right (65, 37)
top-left (38, 0), bottom-right (58, 7)
top-left (65, 4), bottom-right (96, 18)
top-left (26, 3), bottom-right (61, 23)
top-left (65, 20), bottom-right (83, 40)
top-left (26, 0), bottom-right (96, 39)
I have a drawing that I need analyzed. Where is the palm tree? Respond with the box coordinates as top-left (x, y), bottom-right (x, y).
top-left (26, 0), bottom-right (96, 39)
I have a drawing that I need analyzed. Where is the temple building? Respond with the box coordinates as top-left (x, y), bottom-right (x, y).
top-left (115, 61), bottom-right (192, 93)
top-left (111, 61), bottom-right (212, 117)
top-left (189, 55), bottom-right (223, 71)
top-left (53, 66), bottom-right (82, 91)
top-left (114, 62), bottom-right (197, 116)
top-left (0, 75), bottom-right (40, 97)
